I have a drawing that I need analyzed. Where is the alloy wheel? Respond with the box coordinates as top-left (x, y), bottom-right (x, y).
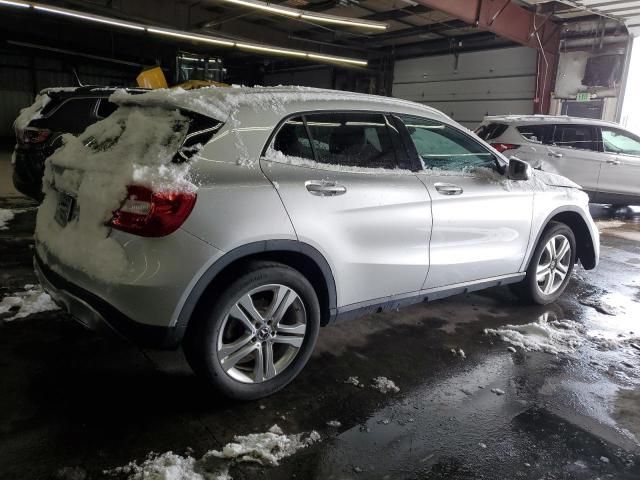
top-left (216, 284), bottom-right (307, 383)
top-left (536, 234), bottom-right (571, 296)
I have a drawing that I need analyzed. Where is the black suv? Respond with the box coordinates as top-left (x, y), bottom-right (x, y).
top-left (13, 86), bottom-right (146, 201)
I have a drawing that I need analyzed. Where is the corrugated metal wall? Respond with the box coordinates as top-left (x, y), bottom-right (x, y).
top-left (0, 50), bottom-right (135, 139)
top-left (392, 46), bottom-right (537, 129)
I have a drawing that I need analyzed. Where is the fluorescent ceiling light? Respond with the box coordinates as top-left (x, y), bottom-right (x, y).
top-left (0, 0), bottom-right (29, 8)
top-left (218, 0), bottom-right (387, 30)
top-left (236, 42), bottom-right (308, 57)
top-left (307, 52), bottom-right (367, 66)
top-left (300, 13), bottom-right (387, 30)
top-left (148, 27), bottom-right (235, 46)
top-left (223, 0), bottom-right (299, 17)
top-left (33, 5), bottom-right (145, 30)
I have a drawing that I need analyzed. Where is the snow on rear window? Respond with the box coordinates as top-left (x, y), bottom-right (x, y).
top-left (14, 93), bottom-right (51, 131)
top-left (35, 106), bottom-right (191, 282)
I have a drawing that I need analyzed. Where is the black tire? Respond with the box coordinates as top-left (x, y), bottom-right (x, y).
top-left (511, 221), bottom-right (576, 305)
top-left (183, 261), bottom-right (320, 400)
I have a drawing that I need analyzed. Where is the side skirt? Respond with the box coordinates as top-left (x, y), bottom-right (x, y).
top-left (332, 273), bottom-right (525, 324)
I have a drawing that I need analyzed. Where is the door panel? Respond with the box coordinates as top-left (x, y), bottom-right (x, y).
top-left (260, 112), bottom-right (432, 308)
top-left (597, 127), bottom-right (640, 200)
top-left (262, 162), bottom-right (432, 306)
top-left (397, 113), bottom-right (533, 288)
top-left (542, 124), bottom-right (602, 192)
top-left (418, 173), bottom-right (533, 288)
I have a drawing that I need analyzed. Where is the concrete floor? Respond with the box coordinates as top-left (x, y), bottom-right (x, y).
top-left (1, 158), bottom-right (640, 478)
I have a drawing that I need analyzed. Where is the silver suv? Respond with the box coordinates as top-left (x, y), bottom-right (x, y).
top-left (476, 115), bottom-right (640, 206)
top-left (34, 88), bottom-right (599, 399)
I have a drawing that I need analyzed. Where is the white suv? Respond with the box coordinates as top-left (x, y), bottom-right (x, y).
top-left (476, 115), bottom-right (640, 206)
top-left (32, 87), bottom-right (599, 399)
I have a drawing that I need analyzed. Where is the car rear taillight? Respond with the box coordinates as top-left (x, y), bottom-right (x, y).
top-left (16, 127), bottom-right (51, 144)
top-left (110, 185), bottom-right (197, 237)
top-left (490, 143), bottom-right (519, 153)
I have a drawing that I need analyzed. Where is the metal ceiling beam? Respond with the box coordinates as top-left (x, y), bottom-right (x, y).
top-left (413, 0), bottom-right (561, 113)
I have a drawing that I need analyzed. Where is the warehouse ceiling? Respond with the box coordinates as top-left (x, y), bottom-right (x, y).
top-left (0, 0), bottom-right (633, 86)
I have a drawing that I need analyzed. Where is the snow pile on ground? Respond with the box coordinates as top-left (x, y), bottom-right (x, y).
top-left (35, 106), bottom-right (191, 282)
top-left (206, 424), bottom-right (320, 466)
top-left (371, 376), bottom-right (400, 393)
top-left (108, 451), bottom-right (229, 480)
top-left (485, 317), bottom-right (585, 354)
top-left (14, 92), bottom-right (52, 131)
top-left (595, 220), bottom-right (625, 231)
top-left (344, 376), bottom-right (364, 387)
top-left (0, 208), bottom-right (15, 230)
top-left (108, 425), bottom-right (319, 480)
top-left (0, 284), bottom-right (59, 321)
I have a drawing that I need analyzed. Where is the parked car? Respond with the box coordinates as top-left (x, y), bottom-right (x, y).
top-left (34, 87), bottom-right (599, 399)
top-left (12, 85), bottom-right (146, 201)
top-left (475, 115), bottom-right (640, 206)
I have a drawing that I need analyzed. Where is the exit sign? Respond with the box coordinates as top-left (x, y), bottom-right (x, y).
top-left (576, 92), bottom-right (591, 102)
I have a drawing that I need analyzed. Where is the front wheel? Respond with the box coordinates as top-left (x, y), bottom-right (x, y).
top-left (512, 222), bottom-right (576, 305)
top-left (183, 261), bottom-right (320, 400)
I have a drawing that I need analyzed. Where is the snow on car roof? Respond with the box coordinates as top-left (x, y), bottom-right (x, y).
top-left (482, 114), bottom-right (621, 128)
top-left (110, 85), bottom-right (450, 123)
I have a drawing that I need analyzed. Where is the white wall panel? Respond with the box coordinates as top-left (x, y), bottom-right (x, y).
top-left (393, 46), bottom-right (537, 129)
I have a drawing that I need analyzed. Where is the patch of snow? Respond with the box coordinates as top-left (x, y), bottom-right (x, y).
top-left (36, 106), bottom-right (192, 282)
top-left (326, 420), bottom-right (341, 428)
top-left (451, 347), bottom-right (466, 358)
top-left (0, 208), bottom-right (15, 230)
top-left (596, 220), bottom-right (625, 231)
top-left (110, 86), bottom-right (449, 128)
top-left (371, 376), bottom-right (400, 394)
top-left (0, 285), bottom-right (59, 321)
top-left (600, 456), bottom-right (610, 463)
top-left (109, 425), bottom-right (318, 479)
top-left (485, 316), bottom-right (585, 355)
top-left (263, 148), bottom-right (414, 176)
top-left (478, 443), bottom-right (487, 449)
top-left (14, 93), bottom-right (51, 131)
top-left (344, 376), bottom-right (364, 387)
top-left (507, 346), bottom-right (517, 353)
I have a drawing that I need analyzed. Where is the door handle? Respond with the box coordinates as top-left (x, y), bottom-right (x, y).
top-left (434, 182), bottom-right (463, 195)
top-left (606, 159), bottom-right (621, 165)
top-left (548, 151), bottom-right (563, 158)
top-left (305, 181), bottom-right (347, 197)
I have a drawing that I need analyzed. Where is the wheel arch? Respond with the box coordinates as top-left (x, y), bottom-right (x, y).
top-left (175, 240), bottom-right (338, 343)
top-left (525, 207), bottom-right (598, 271)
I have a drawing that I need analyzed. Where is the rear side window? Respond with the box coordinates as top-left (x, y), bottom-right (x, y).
top-left (272, 116), bottom-right (314, 161)
top-left (400, 115), bottom-right (497, 172)
top-left (552, 124), bottom-right (598, 151)
top-left (475, 123), bottom-right (507, 141)
top-left (271, 113), bottom-right (399, 170)
top-left (517, 125), bottom-right (550, 144)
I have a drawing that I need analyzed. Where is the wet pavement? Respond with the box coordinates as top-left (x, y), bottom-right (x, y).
top-left (1, 198), bottom-right (640, 479)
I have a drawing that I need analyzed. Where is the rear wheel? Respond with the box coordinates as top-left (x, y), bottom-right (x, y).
top-left (183, 261), bottom-right (320, 400)
top-left (512, 222), bottom-right (576, 305)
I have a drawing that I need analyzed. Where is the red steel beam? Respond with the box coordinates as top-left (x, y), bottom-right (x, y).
top-left (414, 0), bottom-right (561, 113)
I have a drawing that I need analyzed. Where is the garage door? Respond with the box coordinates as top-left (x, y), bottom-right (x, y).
top-left (392, 46), bottom-right (537, 129)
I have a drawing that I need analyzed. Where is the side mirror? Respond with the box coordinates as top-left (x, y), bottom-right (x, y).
top-left (508, 157), bottom-right (532, 181)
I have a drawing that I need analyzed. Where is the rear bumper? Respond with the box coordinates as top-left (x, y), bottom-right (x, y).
top-left (34, 254), bottom-right (182, 349)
